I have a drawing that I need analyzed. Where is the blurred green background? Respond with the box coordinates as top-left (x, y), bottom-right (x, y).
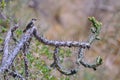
top-left (0, 0), bottom-right (120, 80)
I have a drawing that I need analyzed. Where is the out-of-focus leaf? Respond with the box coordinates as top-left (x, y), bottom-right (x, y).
top-left (0, 36), bottom-right (3, 44)
top-left (0, 0), bottom-right (6, 9)
top-left (1, 26), bottom-right (7, 32)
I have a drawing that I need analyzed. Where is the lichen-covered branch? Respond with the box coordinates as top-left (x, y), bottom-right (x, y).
top-left (0, 27), bottom-right (35, 73)
top-left (22, 38), bottom-right (31, 79)
top-left (0, 17), bottom-right (103, 78)
top-left (33, 29), bottom-right (90, 48)
top-left (2, 23), bottom-right (19, 65)
top-left (80, 56), bottom-right (102, 70)
top-left (51, 47), bottom-right (79, 75)
top-left (77, 17), bottom-right (102, 70)
top-left (51, 17), bottom-right (103, 75)
top-left (22, 51), bottom-right (29, 79)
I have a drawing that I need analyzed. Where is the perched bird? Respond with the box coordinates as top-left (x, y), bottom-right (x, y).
top-left (23, 18), bottom-right (37, 32)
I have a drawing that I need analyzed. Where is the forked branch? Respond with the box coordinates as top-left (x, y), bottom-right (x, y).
top-left (0, 17), bottom-right (103, 78)
top-left (50, 17), bottom-right (103, 75)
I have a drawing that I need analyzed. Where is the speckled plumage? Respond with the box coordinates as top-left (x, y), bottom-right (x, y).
top-left (23, 19), bottom-right (37, 32)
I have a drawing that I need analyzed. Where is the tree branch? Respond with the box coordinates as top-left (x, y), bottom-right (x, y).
top-left (77, 17), bottom-right (102, 70)
top-left (0, 27), bottom-right (35, 73)
top-left (2, 23), bottom-right (19, 65)
top-left (0, 17), bottom-right (103, 78)
top-left (51, 47), bottom-right (79, 75)
top-left (22, 38), bottom-right (31, 79)
top-left (33, 29), bottom-right (90, 48)
top-left (51, 17), bottom-right (103, 75)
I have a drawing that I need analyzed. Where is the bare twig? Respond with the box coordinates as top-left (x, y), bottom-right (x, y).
top-left (22, 51), bottom-right (29, 79)
top-left (77, 47), bottom-right (102, 70)
top-left (52, 47), bottom-right (79, 75)
top-left (77, 17), bottom-right (102, 70)
top-left (22, 38), bottom-right (32, 79)
top-left (33, 29), bottom-right (90, 48)
top-left (80, 58), bottom-right (102, 70)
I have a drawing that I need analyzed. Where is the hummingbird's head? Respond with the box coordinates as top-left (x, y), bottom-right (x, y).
top-left (32, 18), bottom-right (37, 21)
top-left (31, 18), bottom-right (37, 24)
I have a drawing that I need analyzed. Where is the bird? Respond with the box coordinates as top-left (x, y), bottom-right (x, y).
top-left (23, 18), bottom-right (37, 32)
